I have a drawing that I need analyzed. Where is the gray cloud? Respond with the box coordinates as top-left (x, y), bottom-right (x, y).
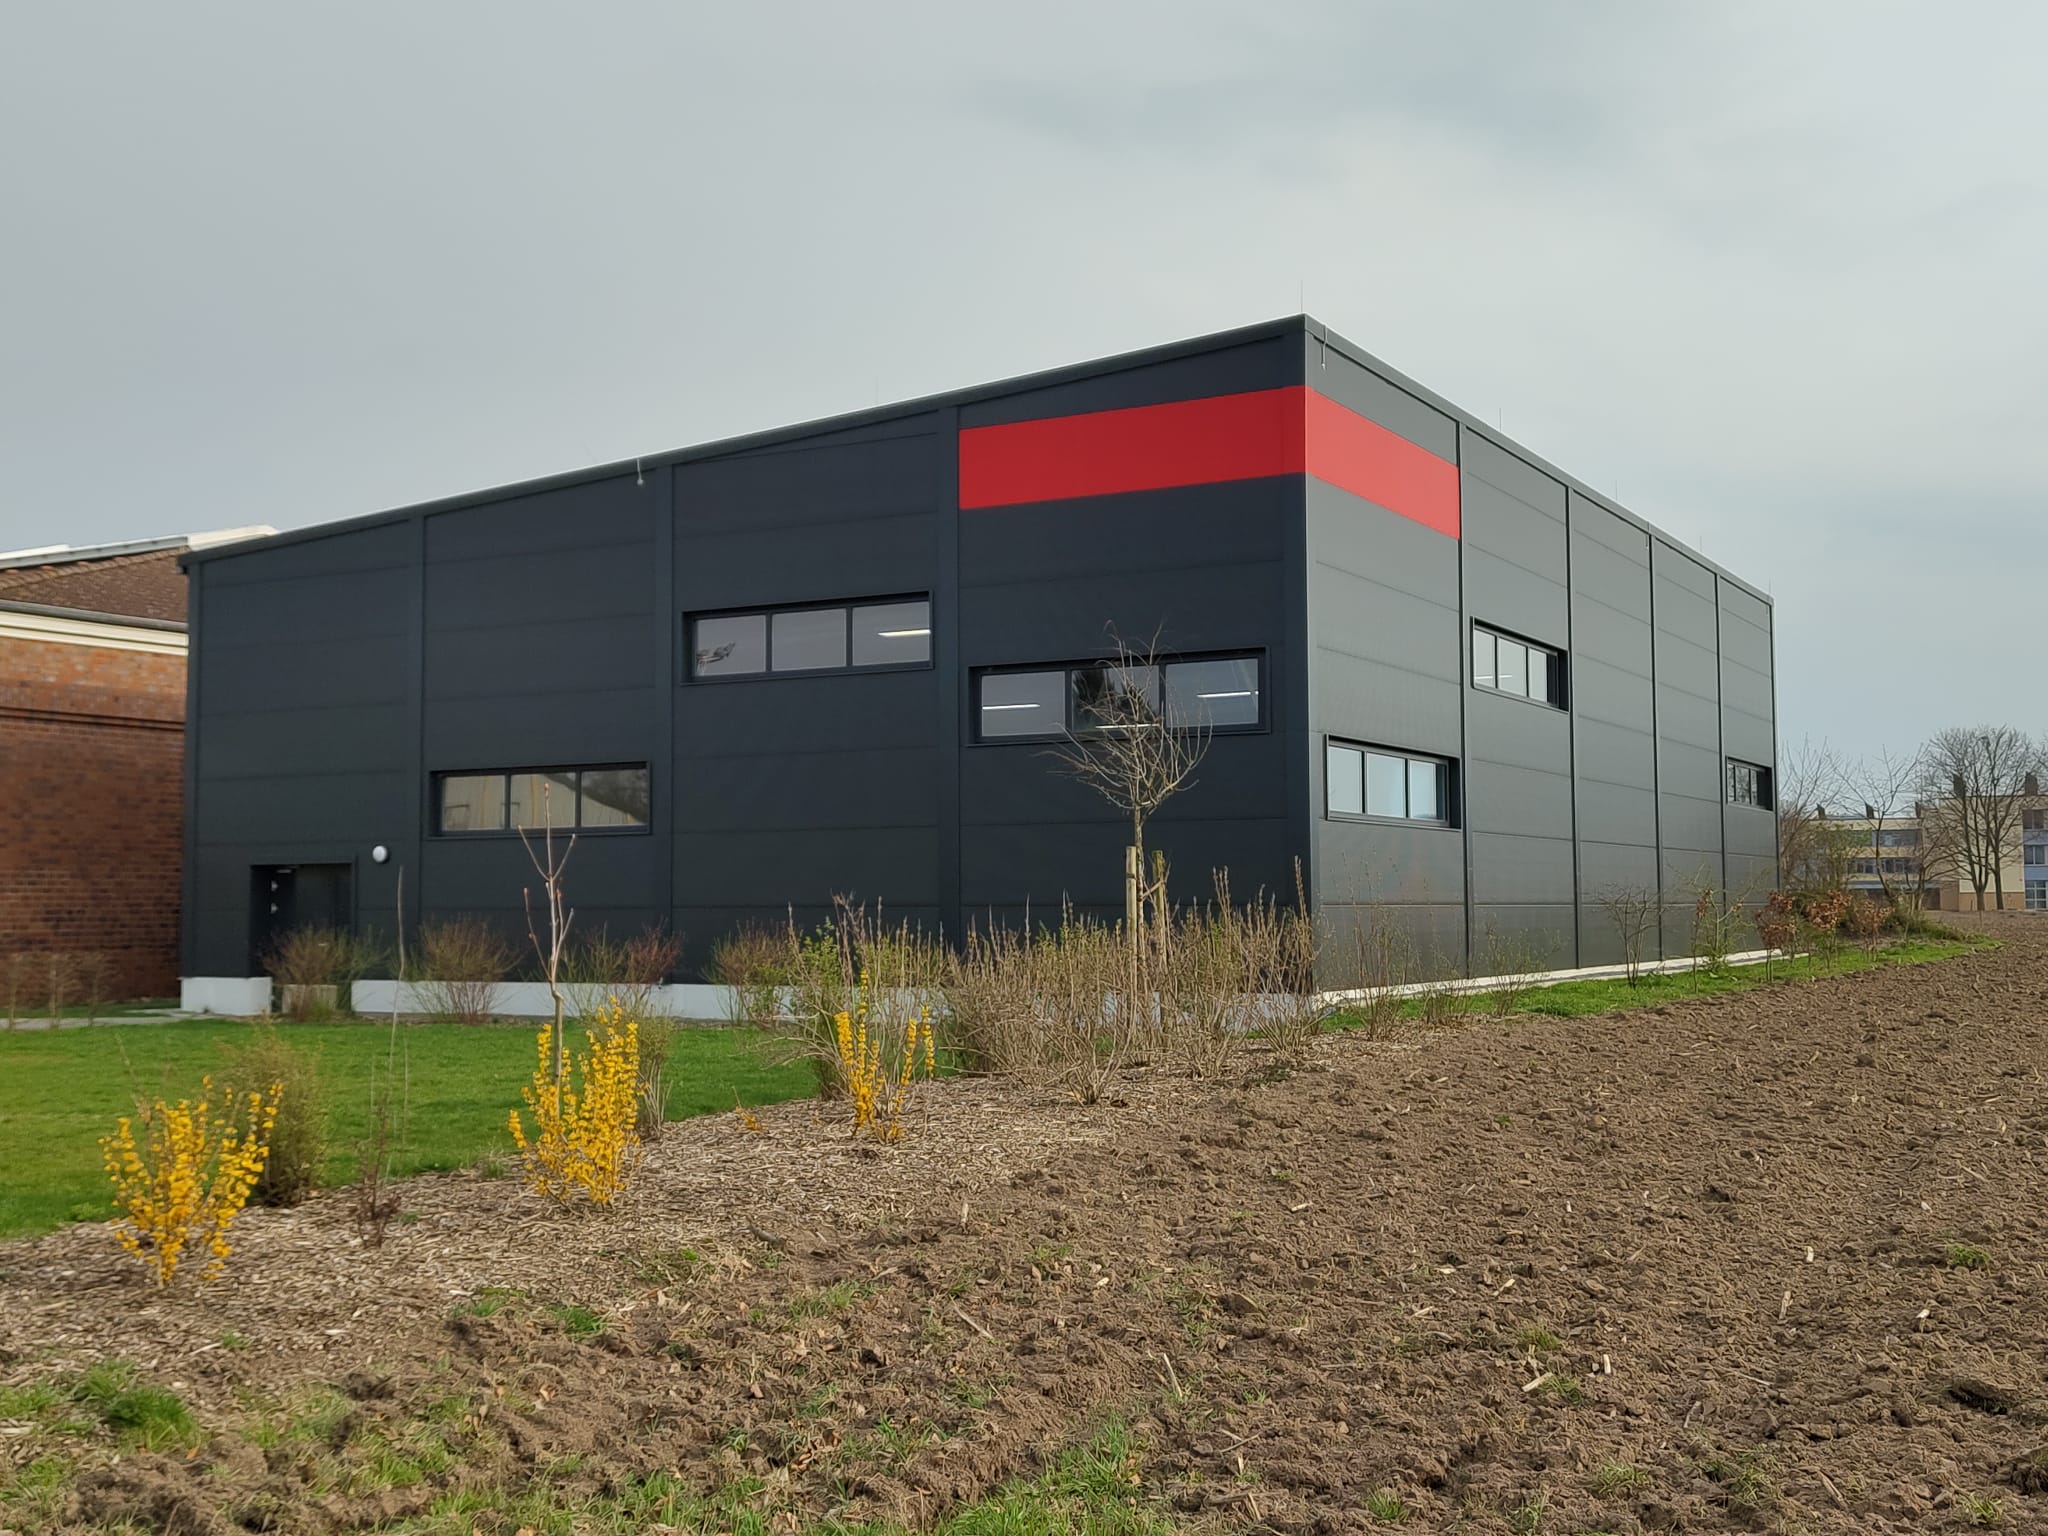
top-left (1, 1), bottom-right (2041, 760)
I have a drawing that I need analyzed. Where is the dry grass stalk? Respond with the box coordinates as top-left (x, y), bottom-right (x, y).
top-left (708, 924), bottom-right (788, 1027)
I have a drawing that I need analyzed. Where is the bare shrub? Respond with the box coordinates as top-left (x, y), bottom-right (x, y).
top-left (565, 924), bottom-right (684, 1023)
top-left (263, 927), bottom-right (380, 1020)
top-left (1480, 925), bottom-right (1557, 1017)
top-left (1846, 894), bottom-right (1889, 952)
top-left (1339, 914), bottom-right (1417, 1036)
top-left (708, 924), bottom-right (788, 1027)
top-left (948, 908), bottom-right (1131, 1102)
top-left (3, 952), bottom-right (31, 1029)
top-left (44, 953), bottom-right (77, 1024)
top-left (76, 953), bottom-right (116, 1023)
top-left (772, 900), bottom-right (946, 1098)
top-left (1595, 884), bottom-right (1658, 986)
top-left (221, 1027), bottom-right (327, 1207)
top-left (415, 918), bottom-right (514, 1024)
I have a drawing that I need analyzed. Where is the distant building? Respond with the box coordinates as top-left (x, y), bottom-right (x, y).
top-left (1819, 793), bottom-right (2044, 913)
top-left (0, 529), bottom-right (269, 1000)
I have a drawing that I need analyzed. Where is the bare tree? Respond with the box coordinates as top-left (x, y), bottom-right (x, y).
top-left (1046, 628), bottom-right (1211, 953)
top-left (519, 779), bottom-right (577, 1082)
top-left (1840, 747), bottom-right (1924, 908)
top-left (1775, 738), bottom-right (1846, 892)
top-left (1920, 726), bottom-right (2043, 910)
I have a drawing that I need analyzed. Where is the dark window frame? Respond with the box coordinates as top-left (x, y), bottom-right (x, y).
top-left (1471, 620), bottom-right (1567, 710)
top-left (1323, 736), bottom-right (1459, 828)
top-left (1726, 758), bottom-right (1774, 811)
top-left (969, 650), bottom-right (1269, 744)
top-left (683, 593), bottom-right (934, 683)
top-left (432, 762), bottom-right (653, 837)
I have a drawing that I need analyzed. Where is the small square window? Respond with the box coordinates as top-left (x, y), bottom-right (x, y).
top-left (1164, 657), bottom-right (1260, 728)
top-left (438, 774), bottom-right (505, 833)
top-left (1326, 743), bottom-right (1363, 816)
top-left (979, 670), bottom-right (1065, 738)
top-left (771, 607), bottom-right (848, 672)
top-left (851, 599), bottom-right (931, 667)
top-left (693, 613), bottom-right (766, 677)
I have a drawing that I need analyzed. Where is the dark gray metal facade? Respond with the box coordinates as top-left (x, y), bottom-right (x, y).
top-left (181, 317), bottom-right (1777, 981)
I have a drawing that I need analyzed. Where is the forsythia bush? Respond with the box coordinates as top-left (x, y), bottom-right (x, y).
top-left (833, 974), bottom-right (936, 1142)
top-left (100, 1077), bottom-right (281, 1287)
top-left (508, 999), bottom-right (642, 1206)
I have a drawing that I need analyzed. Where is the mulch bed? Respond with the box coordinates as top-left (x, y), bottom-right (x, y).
top-left (4, 919), bottom-right (2046, 1533)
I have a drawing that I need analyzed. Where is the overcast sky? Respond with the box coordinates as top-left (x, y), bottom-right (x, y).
top-left (3, 3), bottom-right (2041, 762)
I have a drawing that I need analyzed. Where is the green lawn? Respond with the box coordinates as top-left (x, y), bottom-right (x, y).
top-left (0, 1019), bottom-right (815, 1240)
top-left (1329, 936), bottom-right (1986, 1027)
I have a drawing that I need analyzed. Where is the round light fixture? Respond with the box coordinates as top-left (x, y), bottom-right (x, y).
top-left (371, 845), bottom-right (390, 864)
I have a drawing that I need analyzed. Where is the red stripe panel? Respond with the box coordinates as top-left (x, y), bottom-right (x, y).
top-left (1303, 388), bottom-right (1461, 538)
top-left (957, 384), bottom-right (1459, 538)
top-left (958, 387), bottom-right (1303, 509)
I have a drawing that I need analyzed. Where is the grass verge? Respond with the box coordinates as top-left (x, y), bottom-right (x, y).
top-left (0, 1018), bottom-right (813, 1239)
top-left (1329, 937), bottom-right (1987, 1030)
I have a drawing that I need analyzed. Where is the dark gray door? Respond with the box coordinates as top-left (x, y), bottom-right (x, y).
top-left (248, 863), bottom-right (352, 972)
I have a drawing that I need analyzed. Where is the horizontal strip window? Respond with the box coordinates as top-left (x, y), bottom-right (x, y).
top-left (688, 596), bottom-right (931, 680)
top-left (973, 653), bottom-right (1264, 741)
top-left (1472, 623), bottom-right (1564, 708)
top-left (1726, 758), bottom-right (1773, 810)
top-left (435, 764), bottom-right (650, 835)
top-left (1325, 739), bottom-right (1454, 825)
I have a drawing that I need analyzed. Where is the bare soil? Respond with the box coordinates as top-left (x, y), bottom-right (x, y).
top-left (5, 918), bottom-right (2046, 1533)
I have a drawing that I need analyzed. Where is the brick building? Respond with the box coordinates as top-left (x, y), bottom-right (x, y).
top-left (0, 530), bottom-right (268, 1001)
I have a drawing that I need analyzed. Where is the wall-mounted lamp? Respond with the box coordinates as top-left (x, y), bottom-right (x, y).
top-left (371, 845), bottom-right (390, 864)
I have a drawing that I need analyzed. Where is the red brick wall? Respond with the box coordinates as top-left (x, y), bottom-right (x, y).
top-left (0, 635), bottom-right (185, 1001)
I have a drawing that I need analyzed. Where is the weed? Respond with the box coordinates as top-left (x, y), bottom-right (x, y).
top-left (549, 1303), bottom-right (606, 1338)
top-left (1364, 1487), bottom-right (1409, 1522)
top-left (1945, 1242), bottom-right (1991, 1271)
top-left (1516, 1325), bottom-right (1562, 1354)
top-left (472, 1148), bottom-right (509, 1180)
top-left (635, 1244), bottom-right (706, 1286)
top-left (1963, 1493), bottom-right (2005, 1527)
top-left (73, 1361), bottom-right (201, 1449)
top-left (1590, 1462), bottom-right (1650, 1498)
top-left (453, 1285), bottom-right (524, 1318)
top-left (1701, 1450), bottom-right (1776, 1513)
top-left (1510, 1490), bottom-right (1547, 1534)
top-left (219, 1329), bottom-right (253, 1351)
top-left (1539, 1374), bottom-right (1587, 1405)
top-left (789, 1279), bottom-right (873, 1319)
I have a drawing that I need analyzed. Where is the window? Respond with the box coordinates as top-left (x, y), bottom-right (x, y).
top-left (688, 597), bottom-right (930, 679)
top-left (978, 669), bottom-right (1066, 738)
top-left (1473, 623), bottom-right (1563, 707)
top-left (973, 653), bottom-right (1264, 741)
top-left (2026, 809), bottom-right (2046, 832)
top-left (1164, 656), bottom-right (1262, 728)
top-left (435, 765), bottom-right (650, 834)
top-left (1876, 828), bottom-right (1921, 848)
top-left (1727, 759), bottom-right (1774, 809)
top-left (1325, 739), bottom-right (1453, 825)
top-left (2028, 880), bottom-right (2047, 911)
top-left (770, 607), bottom-right (848, 672)
top-left (2024, 840), bottom-right (2048, 870)
top-left (437, 773), bottom-right (505, 833)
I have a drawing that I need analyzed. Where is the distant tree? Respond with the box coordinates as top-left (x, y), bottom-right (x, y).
top-left (1840, 747), bottom-right (1924, 909)
top-left (1919, 726), bottom-right (2045, 910)
top-left (1776, 739), bottom-right (1846, 892)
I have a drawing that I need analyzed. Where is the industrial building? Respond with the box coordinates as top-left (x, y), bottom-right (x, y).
top-left (178, 317), bottom-right (1778, 998)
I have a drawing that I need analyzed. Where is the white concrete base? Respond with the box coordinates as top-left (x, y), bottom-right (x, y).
top-left (1313, 948), bottom-right (1775, 1007)
top-left (179, 976), bottom-right (274, 1016)
top-left (350, 979), bottom-right (745, 1022)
